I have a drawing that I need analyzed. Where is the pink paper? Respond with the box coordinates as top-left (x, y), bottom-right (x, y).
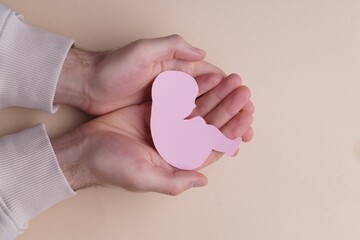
top-left (150, 70), bottom-right (241, 170)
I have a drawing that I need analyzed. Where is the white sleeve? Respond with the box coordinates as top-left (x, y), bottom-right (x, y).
top-left (0, 4), bottom-right (74, 113)
top-left (0, 124), bottom-right (76, 240)
top-left (0, 4), bottom-right (76, 239)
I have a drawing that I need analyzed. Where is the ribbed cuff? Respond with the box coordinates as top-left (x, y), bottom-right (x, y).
top-left (0, 124), bottom-right (76, 233)
top-left (0, 9), bottom-right (74, 113)
top-left (0, 197), bottom-right (20, 240)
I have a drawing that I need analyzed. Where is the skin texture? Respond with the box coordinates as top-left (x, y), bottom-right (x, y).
top-left (52, 35), bottom-right (254, 196)
top-left (55, 35), bottom-right (225, 115)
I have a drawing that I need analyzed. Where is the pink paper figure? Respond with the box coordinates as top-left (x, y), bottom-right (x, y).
top-left (150, 70), bottom-right (241, 170)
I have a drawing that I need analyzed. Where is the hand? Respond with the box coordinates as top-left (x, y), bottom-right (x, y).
top-left (55, 35), bottom-right (224, 115)
top-left (52, 73), bottom-right (254, 195)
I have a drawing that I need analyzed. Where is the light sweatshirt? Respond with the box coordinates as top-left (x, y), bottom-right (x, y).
top-left (0, 4), bottom-right (76, 239)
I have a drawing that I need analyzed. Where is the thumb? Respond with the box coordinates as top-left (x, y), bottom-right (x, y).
top-left (143, 34), bottom-right (206, 62)
top-left (141, 168), bottom-right (208, 196)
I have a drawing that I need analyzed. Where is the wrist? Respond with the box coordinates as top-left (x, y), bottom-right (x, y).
top-left (51, 128), bottom-right (93, 191)
top-left (54, 47), bottom-right (100, 111)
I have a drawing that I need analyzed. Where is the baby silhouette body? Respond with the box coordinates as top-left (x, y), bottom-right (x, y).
top-left (150, 70), bottom-right (241, 170)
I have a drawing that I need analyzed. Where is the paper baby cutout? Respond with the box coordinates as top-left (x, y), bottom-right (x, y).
top-left (150, 70), bottom-right (241, 170)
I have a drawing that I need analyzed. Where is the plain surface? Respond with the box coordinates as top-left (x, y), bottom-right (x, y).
top-left (1, 0), bottom-right (359, 239)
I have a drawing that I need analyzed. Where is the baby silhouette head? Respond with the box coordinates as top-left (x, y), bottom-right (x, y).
top-left (152, 70), bottom-right (198, 118)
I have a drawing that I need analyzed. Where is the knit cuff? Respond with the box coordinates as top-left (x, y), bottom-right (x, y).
top-left (0, 124), bottom-right (76, 233)
top-left (0, 9), bottom-right (74, 113)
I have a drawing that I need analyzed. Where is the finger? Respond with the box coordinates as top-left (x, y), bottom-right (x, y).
top-left (204, 85), bottom-right (251, 129)
top-left (160, 58), bottom-right (226, 78)
top-left (194, 74), bottom-right (242, 117)
top-left (195, 73), bottom-right (223, 96)
top-left (242, 100), bottom-right (255, 114)
top-left (139, 167), bottom-right (208, 196)
top-left (188, 73), bottom-right (223, 118)
top-left (199, 112), bottom-right (253, 168)
top-left (220, 111), bottom-right (254, 140)
top-left (242, 127), bottom-right (254, 142)
top-left (141, 34), bottom-right (206, 62)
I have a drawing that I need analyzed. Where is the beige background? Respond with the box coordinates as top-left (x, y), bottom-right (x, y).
top-left (1, 0), bottom-right (360, 239)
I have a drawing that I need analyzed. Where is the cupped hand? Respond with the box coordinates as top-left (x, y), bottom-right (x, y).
top-left (53, 73), bottom-right (254, 195)
top-left (56, 35), bottom-right (225, 115)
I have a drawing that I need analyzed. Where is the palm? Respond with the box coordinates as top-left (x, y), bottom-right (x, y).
top-left (82, 104), bottom-right (196, 194)
top-left (86, 35), bottom-right (223, 115)
top-left (92, 104), bottom-right (162, 166)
